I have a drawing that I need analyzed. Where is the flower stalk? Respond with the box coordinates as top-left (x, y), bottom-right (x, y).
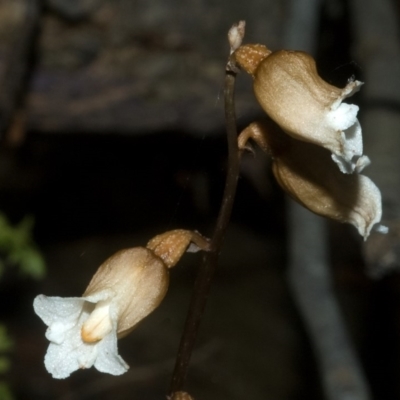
top-left (168, 21), bottom-right (244, 396)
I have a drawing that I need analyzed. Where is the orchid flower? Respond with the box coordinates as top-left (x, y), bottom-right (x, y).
top-left (238, 120), bottom-right (387, 240)
top-left (34, 230), bottom-right (209, 379)
top-left (234, 44), bottom-right (366, 174)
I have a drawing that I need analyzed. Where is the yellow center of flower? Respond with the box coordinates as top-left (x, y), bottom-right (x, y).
top-left (81, 301), bottom-right (113, 343)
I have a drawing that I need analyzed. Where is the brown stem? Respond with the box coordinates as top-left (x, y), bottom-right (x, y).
top-left (168, 68), bottom-right (240, 395)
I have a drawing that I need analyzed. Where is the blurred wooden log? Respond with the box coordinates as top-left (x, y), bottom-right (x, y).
top-left (288, 204), bottom-right (371, 400)
top-left (0, 0), bottom-right (39, 137)
top-left (45, 0), bottom-right (102, 20)
top-left (350, 0), bottom-right (400, 275)
top-left (26, 0), bottom-right (285, 136)
top-left (284, 0), bottom-right (371, 399)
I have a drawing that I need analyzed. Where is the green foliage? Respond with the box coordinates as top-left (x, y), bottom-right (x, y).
top-left (0, 213), bottom-right (45, 279)
top-left (0, 382), bottom-right (13, 400)
top-left (0, 212), bottom-right (45, 400)
top-left (0, 326), bottom-right (13, 400)
top-left (0, 326), bottom-right (12, 355)
top-left (0, 213), bottom-right (44, 399)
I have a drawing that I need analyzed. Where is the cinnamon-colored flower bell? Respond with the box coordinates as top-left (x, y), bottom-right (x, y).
top-left (234, 44), bottom-right (365, 174)
top-left (238, 120), bottom-right (387, 240)
top-left (33, 230), bottom-right (209, 379)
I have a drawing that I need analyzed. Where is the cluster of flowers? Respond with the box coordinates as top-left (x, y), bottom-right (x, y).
top-left (233, 43), bottom-right (387, 240)
top-left (34, 36), bottom-right (388, 381)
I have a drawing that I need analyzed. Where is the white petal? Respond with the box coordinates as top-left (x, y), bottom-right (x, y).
top-left (327, 103), bottom-right (358, 131)
top-left (45, 321), bottom-right (73, 344)
top-left (342, 119), bottom-right (363, 161)
top-left (44, 309), bottom-right (98, 379)
top-left (33, 295), bottom-right (86, 326)
top-left (350, 174), bottom-right (384, 240)
top-left (331, 154), bottom-right (353, 174)
top-left (330, 80), bottom-right (363, 110)
top-left (94, 330), bottom-right (129, 376)
top-left (374, 224), bottom-right (389, 234)
top-left (355, 155), bottom-right (371, 173)
top-left (327, 104), bottom-right (364, 174)
top-left (45, 342), bottom-right (81, 379)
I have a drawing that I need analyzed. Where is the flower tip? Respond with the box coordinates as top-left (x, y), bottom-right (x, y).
top-left (80, 327), bottom-right (101, 343)
top-left (362, 223), bottom-right (388, 241)
top-left (342, 79), bottom-right (363, 97)
top-left (360, 222), bottom-right (388, 241)
top-left (353, 179), bottom-right (386, 241)
top-left (228, 21), bottom-right (246, 53)
top-left (374, 224), bottom-right (389, 235)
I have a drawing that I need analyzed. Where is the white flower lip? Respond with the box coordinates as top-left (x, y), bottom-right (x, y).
top-left (318, 75), bottom-right (364, 174)
top-left (326, 101), bottom-right (363, 174)
top-left (348, 174), bottom-right (385, 240)
top-left (34, 294), bottom-right (128, 379)
top-left (318, 76), bottom-right (363, 174)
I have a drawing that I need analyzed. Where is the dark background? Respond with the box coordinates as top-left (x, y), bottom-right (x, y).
top-left (0, 0), bottom-right (400, 399)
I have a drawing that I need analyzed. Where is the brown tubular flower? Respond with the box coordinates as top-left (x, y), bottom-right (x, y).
top-left (81, 247), bottom-right (169, 341)
top-left (238, 120), bottom-right (386, 240)
top-left (83, 229), bottom-right (210, 340)
top-left (34, 229), bottom-right (209, 379)
top-left (234, 44), bottom-right (366, 174)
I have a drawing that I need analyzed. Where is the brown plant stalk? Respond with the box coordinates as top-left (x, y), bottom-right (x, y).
top-left (168, 23), bottom-right (243, 397)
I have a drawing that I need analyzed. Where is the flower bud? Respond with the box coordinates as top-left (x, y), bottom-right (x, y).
top-left (34, 229), bottom-right (209, 379)
top-left (234, 44), bottom-right (364, 174)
